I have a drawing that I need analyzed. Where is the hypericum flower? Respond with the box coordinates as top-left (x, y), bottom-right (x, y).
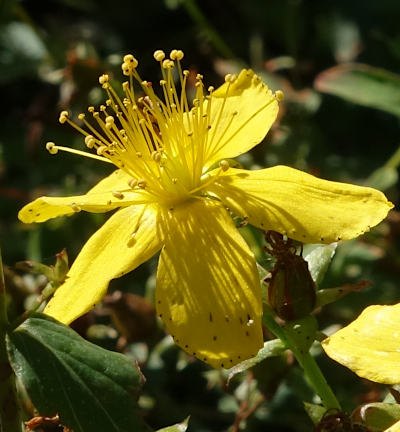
top-left (323, 303), bottom-right (400, 384)
top-left (19, 50), bottom-right (392, 368)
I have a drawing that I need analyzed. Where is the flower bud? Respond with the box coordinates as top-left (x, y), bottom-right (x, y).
top-left (268, 255), bottom-right (316, 321)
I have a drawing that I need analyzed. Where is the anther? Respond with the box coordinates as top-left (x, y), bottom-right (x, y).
top-left (105, 116), bottom-right (114, 124)
top-left (71, 203), bottom-right (81, 213)
top-left (59, 110), bottom-right (69, 124)
top-left (97, 146), bottom-right (107, 155)
top-left (183, 70), bottom-right (189, 76)
top-left (152, 151), bottom-right (161, 162)
top-left (275, 90), bottom-right (284, 102)
top-left (170, 49), bottom-right (184, 61)
top-left (84, 135), bottom-right (96, 149)
top-left (153, 50), bottom-right (165, 62)
top-left (224, 73), bottom-right (237, 83)
top-left (208, 86), bottom-right (214, 93)
top-left (99, 74), bottom-right (109, 85)
top-left (136, 152), bottom-right (142, 158)
top-left (219, 160), bottom-right (230, 171)
top-left (123, 54), bottom-right (138, 68)
top-left (112, 190), bottom-right (124, 199)
top-left (162, 59), bottom-right (174, 69)
top-left (137, 179), bottom-right (146, 189)
top-left (46, 142), bottom-right (58, 154)
top-left (128, 178), bottom-right (138, 189)
top-left (88, 106), bottom-right (95, 113)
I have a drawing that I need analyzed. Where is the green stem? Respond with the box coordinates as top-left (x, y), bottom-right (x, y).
top-left (10, 280), bottom-right (58, 330)
top-left (181, 0), bottom-right (237, 60)
top-left (0, 247), bottom-right (22, 432)
top-left (301, 353), bottom-right (341, 411)
top-left (385, 145), bottom-right (400, 169)
top-left (262, 307), bottom-right (341, 411)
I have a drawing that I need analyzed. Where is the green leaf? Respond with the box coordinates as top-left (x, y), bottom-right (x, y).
top-left (282, 316), bottom-right (318, 358)
top-left (227, 339), bottom-right (286, 382)
top-left (314, 63), bottom-right (400, 117)
top-left (352, 403), bottom-right (400, 431)
top-left (156, 417), bottom-right (190, 432)
top-left (315, 280), bottom-right (370, 308)
top-left (7, 313), bottom-right (145, 432)
top-left (305, 244), bottom-right (337, 287)
top-left (303, 402), bottom-right (326, 425)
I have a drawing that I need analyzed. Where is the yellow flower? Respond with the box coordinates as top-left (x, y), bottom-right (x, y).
top-left (323, 303), bottom-right (400, 384)
top-left (19, 50), bottom-right (392, 368)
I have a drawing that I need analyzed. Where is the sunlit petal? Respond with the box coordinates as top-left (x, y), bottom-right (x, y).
top-left (45, 203), bottom-right (164, 324)
top-left (207, 165), bottom-right (393, 244)
top-left (203, 69), bottom-right (279, 169)
top-left (18, 170), bottom-right (151, 223)
top-left (322, 303), bottom-right (400, 384)
top-left (156, 198), bottom-right (263, 368)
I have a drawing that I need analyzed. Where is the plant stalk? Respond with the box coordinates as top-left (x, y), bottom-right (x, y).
top-left (263, 307), bottom-right (341, 411)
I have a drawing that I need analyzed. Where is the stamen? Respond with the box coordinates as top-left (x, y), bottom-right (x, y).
top-left (275, 90), bottom-right (284, 101)
top-left (112, 191), bottom-right (124, 199)
top-left (153, 50), bottom-right (165, 62)
top-left (46, 142), bottom-right (58, 154)
top-left (219, 160), bottom-right (230, 172)
top-left (46, 142), bottom-right (112, 163)
top-left (71, 203), bottom-right (81, 213)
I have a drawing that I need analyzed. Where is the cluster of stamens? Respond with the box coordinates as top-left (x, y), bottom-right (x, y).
top-left (46, 49), bottom-right (283, 206)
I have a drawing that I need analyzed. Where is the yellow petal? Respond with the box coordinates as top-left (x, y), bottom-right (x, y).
top-left (322, 304), bottom-right (400, 384)
top-left (156, 198), bottom-right (263, 369)
top-left (204, 69), bottom-right (279, 169)
top-left (385, 420), bottom-right (400, 432)
top-left (45, 203), bottom-right (164, 324)
top-left (18, 169), bottom-right (150, 223)
top-left (207, 165), bottom-right (393, 244)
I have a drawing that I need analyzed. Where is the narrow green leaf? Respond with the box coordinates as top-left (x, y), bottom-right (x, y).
top-left (305, 244), bottom-right (337, 287)
top-left (315, 280), bottom-right (370, 308)
top-left (366, 166), bottom-right (399, 191)
top-left (156, 417), bottom-right (190, 432)
top-left (352, 403), bottom-right (400, 431)
top-left (314, 63), bottom-right (400, 117)
top-left (7, 313), bottom-right (145, 432)
top-left (227, 339), bottom-right (286, 381)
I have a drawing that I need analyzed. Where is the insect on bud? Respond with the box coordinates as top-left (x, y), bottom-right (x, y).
top-left (265, 231), bottom-right (316, 321)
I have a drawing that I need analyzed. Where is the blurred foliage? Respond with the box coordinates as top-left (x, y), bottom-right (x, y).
top-left (1, 0), bottom-right (400, 430)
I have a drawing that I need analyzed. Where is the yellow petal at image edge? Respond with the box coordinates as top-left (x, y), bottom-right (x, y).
top-left (18, 169), bottom-right (149, 223)
top-left (45, 203), bottom-right (163, 324)
top-left (203, 69), bottom-right (279, 169)
top-left (322, 304), bottom-right (400, 384)
top-left (385, 419), bottom-right (400, 432)
top-left (156, 198), bottom-right (263, 369)
top-left (207, 165), bottom-right (393, 244)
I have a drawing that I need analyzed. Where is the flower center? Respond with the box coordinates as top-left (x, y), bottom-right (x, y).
top-left (46, 49), bottom-right (241, 207)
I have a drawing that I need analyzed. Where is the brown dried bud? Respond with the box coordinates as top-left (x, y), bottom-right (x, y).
top-left (265, 231), bottom-right (316, 321)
